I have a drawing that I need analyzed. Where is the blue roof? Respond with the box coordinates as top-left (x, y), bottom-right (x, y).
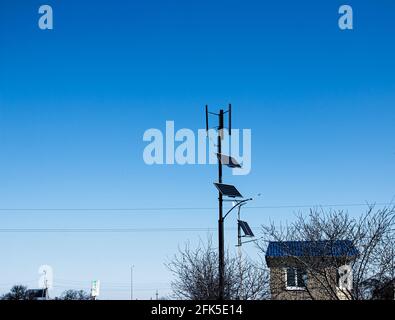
top-left (266, 240), bottom-right (358, 258)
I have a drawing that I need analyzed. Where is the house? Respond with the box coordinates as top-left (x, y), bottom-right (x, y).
top-left (265, 240), bottom-right (358, 300)
top-left (26, 288), bottom-right (49, 300)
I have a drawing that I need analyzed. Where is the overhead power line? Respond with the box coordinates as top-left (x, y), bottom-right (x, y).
top-left (0, 227), bottom-right (238, 233)
top-left (0, 202), bottom-right (392, 215)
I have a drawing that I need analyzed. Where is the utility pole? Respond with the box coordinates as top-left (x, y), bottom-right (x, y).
top-left (206, 104), bottom-right (251, 301)
top-left (236, 205), bottom-right (243, 299)
top-left (43, 270), bottom-right (49, 300)
top-left (206, 105), bottom-right (230, 300)
top-left (131, 265), bottom-right (134, 300)
top-left (218, 109), bottom-right (224, 300)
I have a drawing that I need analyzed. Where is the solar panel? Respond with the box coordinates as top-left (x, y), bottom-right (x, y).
top-left (213, 183), bottom-right (243, 198)
top-left (216, 153), bottom-right (242, 168)
top-left (238, 220), bottom-right (254, 237)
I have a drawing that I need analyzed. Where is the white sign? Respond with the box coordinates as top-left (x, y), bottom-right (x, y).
top-left (91, 280), bottom-right (100, 297)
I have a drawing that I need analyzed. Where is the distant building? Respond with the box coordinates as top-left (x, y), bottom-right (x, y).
top-left (265, 240), bottom-right (358, 300)
top-left (27, 288), bottom-right (49, 300)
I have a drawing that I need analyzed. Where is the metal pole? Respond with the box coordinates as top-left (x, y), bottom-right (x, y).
top-left (218, 109), bottom-right (224, 300)
top-left (237, 206), bottom-right (242, 300)
top-left (131, 265), bottom-right (134, 300)
top-left (237, 206), bottom-right (242, 247)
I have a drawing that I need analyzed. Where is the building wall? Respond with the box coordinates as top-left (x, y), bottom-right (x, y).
top-left (269, 267), bottom-right (340, 300)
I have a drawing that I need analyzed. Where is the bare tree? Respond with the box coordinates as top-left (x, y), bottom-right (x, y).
top-left (1, 285), bottom-right (32, 300)
top-left (258, 205), bottom-right (395, 300)
top-left (56, 289), bottom-right (92, 300)
top-left (166, 237), bottom-right (270, 300)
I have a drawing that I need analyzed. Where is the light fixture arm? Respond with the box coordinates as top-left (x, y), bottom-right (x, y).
top-left (223, 198), bottom-right (252, 221)
top-left (236, 236), bottom-right (264, 247)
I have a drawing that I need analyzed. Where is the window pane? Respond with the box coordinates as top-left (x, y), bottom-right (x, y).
top-left (286, 268), bottom-right (296, 287)
top-left (297, 269), bottom-right (307, 287)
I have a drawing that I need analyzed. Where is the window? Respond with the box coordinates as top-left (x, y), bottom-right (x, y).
top-left (337, 265), bottom-right (353, 291)
top-left (285, 268), bottom-right (307, 290)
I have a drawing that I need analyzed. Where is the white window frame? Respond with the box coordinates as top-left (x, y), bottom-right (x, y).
top-left (284, 267), bottom-right (307, 291)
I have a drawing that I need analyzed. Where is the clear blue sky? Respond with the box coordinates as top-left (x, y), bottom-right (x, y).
top-left (0, 0), bottom-right (394, 299)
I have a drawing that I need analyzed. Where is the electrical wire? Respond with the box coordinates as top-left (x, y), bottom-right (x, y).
top-left (0, 202), bottom-right (392, 215)
top-left (0, 227), bottom-right (237, 233)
